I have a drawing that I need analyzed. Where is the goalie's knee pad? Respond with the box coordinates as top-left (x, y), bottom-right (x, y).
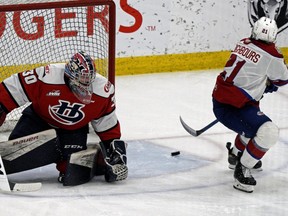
top-left (254, 121), bottom-right (279, 149)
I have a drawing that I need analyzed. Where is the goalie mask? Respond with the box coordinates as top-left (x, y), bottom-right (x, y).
top-left (65, 51), bottom-right (96, 104)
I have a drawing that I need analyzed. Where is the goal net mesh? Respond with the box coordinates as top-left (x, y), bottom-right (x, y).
top-left (0, 0), bottom-right (115, 131)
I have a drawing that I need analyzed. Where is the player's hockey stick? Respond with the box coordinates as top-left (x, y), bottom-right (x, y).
top-left (180, 116), bottom-right (219, 137)
top-left (0, 155), bottom-right (42, 192)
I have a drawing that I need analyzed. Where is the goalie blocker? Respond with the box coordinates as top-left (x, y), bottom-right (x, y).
top-left (0, 130), bottom-right (128, 186)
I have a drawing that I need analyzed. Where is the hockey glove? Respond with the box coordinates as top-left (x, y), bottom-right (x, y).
top-left (264, 83), bottom-right (278, 93)
top-left (264, 79), bottom-right (278, 94)
top-left (99, 140), bottom-right (128, 182)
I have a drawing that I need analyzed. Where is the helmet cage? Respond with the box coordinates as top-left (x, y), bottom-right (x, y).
top-left (65, 51), bottom-right (96, 104)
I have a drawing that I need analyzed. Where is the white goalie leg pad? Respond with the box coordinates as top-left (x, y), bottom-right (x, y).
top-left (241, 121), bottom-right (279, 168)
top-left (0, 129), bottom-right (56, 161)
top-left (68, 144), bottom-right (100, 168)
top-left (63, 144), bottom-right (102, 186)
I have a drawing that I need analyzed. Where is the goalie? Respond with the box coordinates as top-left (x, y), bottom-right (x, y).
top-left (0, 51), bottom-right (128, 186)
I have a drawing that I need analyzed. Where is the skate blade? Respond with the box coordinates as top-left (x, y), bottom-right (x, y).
top-left (233, 179), bottom-right (255, 193)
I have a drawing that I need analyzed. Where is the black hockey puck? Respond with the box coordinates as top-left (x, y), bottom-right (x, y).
top-left (171, 151), bottom-right (180, 156)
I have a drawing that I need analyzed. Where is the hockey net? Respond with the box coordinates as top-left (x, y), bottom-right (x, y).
top-left (0, 0), bottom-right (116, 131)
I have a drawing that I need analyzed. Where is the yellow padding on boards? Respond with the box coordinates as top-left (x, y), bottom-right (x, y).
top-left (116, 51), bottom-right (230, 75)
top-left (1, 48), bottom-right (288, 80)
top-left (116, 48), bottom-right (288, 75)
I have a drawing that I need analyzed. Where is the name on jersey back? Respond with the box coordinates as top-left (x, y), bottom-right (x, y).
top-left (233, 44), bottom-right (261, 64)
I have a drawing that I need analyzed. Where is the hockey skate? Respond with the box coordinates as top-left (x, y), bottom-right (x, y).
top-left (226, 142), bottom-right (262, 171)
top-left (233, 154), bottom-right (257, 193)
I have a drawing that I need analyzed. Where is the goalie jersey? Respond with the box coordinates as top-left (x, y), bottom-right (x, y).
top-left (213, 38), bottom-right (288, 108)
top-left (0, 63), bottom-right (121, 141)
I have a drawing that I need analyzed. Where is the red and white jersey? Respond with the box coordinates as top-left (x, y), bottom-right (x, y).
top-left (213, 38), bottom-right (288, 108)
top-left (0, 63), bottom-right (121, 141)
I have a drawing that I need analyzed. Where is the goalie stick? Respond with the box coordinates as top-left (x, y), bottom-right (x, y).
top-left (180, 116), bottom-right (219, 137)
top-left (0, 155), bottom-right (42, 192)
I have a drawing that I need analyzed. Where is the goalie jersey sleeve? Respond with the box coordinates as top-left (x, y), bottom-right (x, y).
top-left (212, 38), bottom-right (288, 108)
top-left (0, 64), bottom-right (121, 142)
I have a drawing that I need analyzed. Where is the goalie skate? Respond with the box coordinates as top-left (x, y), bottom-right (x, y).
top-left (226, 142), bottom-right (262, 171)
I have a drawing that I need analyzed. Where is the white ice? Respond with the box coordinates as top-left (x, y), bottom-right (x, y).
top-left (1, 70), bottom-right (288, 216)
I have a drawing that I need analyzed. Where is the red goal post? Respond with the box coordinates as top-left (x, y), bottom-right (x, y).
top-left (0, 0), bottom-right (116, 131)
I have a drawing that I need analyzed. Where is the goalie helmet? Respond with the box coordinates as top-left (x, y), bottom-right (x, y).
top-left (65, 51), bottom-right (96, 104)
top-left (251, 17), bottom-right (278, 43)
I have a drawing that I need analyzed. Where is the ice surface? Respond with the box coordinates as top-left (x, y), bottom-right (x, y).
top-left (0, 70), bottom-right (288, 216)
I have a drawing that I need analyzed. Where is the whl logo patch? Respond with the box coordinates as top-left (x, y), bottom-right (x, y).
top-left (47, 90), bottom-right (60, 96)
top-left (49, 100), bottom-right (85, 125)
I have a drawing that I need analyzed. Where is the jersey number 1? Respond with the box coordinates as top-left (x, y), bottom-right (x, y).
top-left (225, 54), bottom-right (245, 83)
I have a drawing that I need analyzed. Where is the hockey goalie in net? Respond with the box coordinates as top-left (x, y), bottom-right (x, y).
top-left (0, 51), bottom-right (128, 186)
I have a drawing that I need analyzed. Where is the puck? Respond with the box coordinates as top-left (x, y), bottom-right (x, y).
top-left (171, 151), bottom-right (180, 156)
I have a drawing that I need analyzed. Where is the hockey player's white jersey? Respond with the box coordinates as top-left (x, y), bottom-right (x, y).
top-left (213, 38), bottom-right (288, 108)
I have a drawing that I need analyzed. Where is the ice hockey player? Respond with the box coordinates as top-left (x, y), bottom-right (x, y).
top-left (212, 17), bottom-right (288, 193)
top-left (0, 50), bottom-right (128, 186)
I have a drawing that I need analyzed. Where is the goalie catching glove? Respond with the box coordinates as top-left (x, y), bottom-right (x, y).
top-left (99, 140), bottom-right (128, 182)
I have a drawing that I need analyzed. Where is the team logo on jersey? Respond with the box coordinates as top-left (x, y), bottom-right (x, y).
top-left (48, 100), bottom-right (85, 125)
top-left (248, 0), bottom-right (288, 33)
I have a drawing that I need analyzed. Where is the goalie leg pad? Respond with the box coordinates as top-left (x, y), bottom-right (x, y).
top-left (62, 144), bottom-right (102, 186)
top-left (1, 129), bottom-right (61, 174)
